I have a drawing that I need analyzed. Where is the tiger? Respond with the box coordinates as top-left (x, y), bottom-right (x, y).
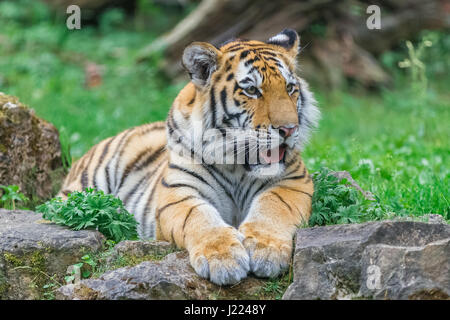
top-left (59, 29), bottom-right (320, 285)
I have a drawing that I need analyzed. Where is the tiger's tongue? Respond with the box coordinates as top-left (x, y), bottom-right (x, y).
top-left (260, 146), bottom-right (286, 164)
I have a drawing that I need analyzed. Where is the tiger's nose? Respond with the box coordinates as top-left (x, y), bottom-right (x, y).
top-left (277, 125), bottom-right (298, 138)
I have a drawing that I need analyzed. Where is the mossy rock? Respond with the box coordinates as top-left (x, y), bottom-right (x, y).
top-left (0, 209), bottom-right (105, 299)
top-left (0, 92), bottom-right (65, 204)
top-left (57, 251), bottom-right (269, 300)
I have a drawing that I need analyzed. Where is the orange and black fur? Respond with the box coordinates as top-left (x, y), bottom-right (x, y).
top-left (59, 29), bottom-right (320, 285)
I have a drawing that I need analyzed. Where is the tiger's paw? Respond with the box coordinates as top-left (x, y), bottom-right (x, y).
top-left (239, 225), bottom-right (292, 278)
top-left (188, 227), bottom-right (250, 285)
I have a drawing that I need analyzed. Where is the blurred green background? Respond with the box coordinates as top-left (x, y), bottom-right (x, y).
top-left (0, 0), bottom-right (448, 218)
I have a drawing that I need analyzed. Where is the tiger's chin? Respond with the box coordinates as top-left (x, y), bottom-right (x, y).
top-left (245, 162), bottom-right (286, 179)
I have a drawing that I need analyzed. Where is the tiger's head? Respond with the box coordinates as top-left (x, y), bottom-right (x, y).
top-left (168, 29), bottom-right (320, 178)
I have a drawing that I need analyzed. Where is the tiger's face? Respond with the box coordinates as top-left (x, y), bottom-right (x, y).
top-left (175, 29), bottom-right (319, 177)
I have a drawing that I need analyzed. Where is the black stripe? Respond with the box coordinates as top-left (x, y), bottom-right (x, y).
top-left (283, 174), bottom-right (306, 181)
top-left (156, 196), bottom-right (196, 220)
top-left (80, 145), bottom-right (98, 190)
top-left (278, 185), bottom-right (312, 198)
top-left (117, 148), bottom-right (152, 190)
top-left (75, 157), bottom-right (88, 189)
top-left (283, 164), bottom-right (306, 181)
top-left (265, 57), bottom-right (280, 63)
top-left (241, 180), bottom-right (270, 212)
top-left (141, 162), bottom-right (166, 234)
top-left (284, 155), bottom-right (299, 169)
top-left (233, 81), bottom-right (240, 93)
top-left (210, 87), bottom-right (217, 127)
top-left (240, 50), bottom-right (250, 59)
top-left (283, 163), bottom-right (301, 176)
top-left (258, 50), bottom-right (278, 57)
top-left (233, 137), bottom-right (238, 164)
top-left (182, 204), bottom-right (207, 245)
top-left (105, 163), bottom-right (111, 194)
top-left (250, 180), bottom-right (269, 200)
top-left (234, 173), bottom-right (247, 200)
top-left (298, 86), bottom-right (304, 125)
top-left (167, 113), bottom-right (197, 161)
top-left (227, 46), bottom-right (245, 52)
top-left (220, 88), bottom-right (232, 118)
top-left (240, 77), bottom-right (252, 84)
top-left (92, 138), bottom-right (113, 190)
top-left (80, 171), bottom-right (88, 190)
top-left (135, 146), bottom-right (165, 171)
top-left (117, 128), bottom-right (165, 190)
top-left (161, 178), bottom-right (213, 204)
top-left (113, 131), bottom-right (142, 188)
top-left (240, 178), bottom-right (261, 205)
top-left (104, 128), bottom-right (134, 193)
top-left (245, 59), bottom-right (255, 66)
top-left (225, 43), bottom-right (245, 51)
top-left (202, 165), bottom-right (234, 202)
top-left (122, 170), bottom-right (151, 205)
top-left (247, 66), bottom-right (257, 74)
top-left (168, 163), bottom-right (213, 189)
top-left (125, 158), bottom-right (166, 211)
top-left (271, 191), bottom-right (292, 211)
top-left (204, 163), bottom-right (233, 186)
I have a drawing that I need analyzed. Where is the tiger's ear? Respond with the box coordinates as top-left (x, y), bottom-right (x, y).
top-left (267, 29), bottom-right (300, 58)
top-left (182, 42), bottom-right (222, 88)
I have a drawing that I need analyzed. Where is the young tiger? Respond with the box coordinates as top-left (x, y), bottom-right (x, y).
top-left (59, 29), bottom-right (320, 285)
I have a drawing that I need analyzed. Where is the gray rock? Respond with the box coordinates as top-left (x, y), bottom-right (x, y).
top-left (105, 240), bottom-right (176, 265)
top-left (283, 220), bottom-right (450, 300)
top-left (0, 93), bottom-right (65, 201)
top-left (360, 238), bottom-right (449, 299)
top-left (57, 251), bottom-right (266, 300)
top-left (0, 209), bottom-right (105, 299)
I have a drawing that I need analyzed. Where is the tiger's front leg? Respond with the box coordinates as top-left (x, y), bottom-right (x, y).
top-left (239, 164), bottom-right (313, 278)
top-left (155, 176), bottom-right (250, 285)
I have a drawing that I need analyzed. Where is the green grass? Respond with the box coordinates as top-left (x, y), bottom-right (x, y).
top-left (0, 0), bottom-right (183, 158)
top-left (304, 83), bottom-right (449, 219)
top-left (0, 0), bottom-right (448, 221)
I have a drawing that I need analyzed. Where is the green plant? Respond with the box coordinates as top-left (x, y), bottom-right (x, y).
top-left (0, 185), bottom-right (29, 210)
top-left (42, 274), bottom-right (62, 300)
top-left (309, 168), bottom-right (392, 226)
top-left (258, 271), bottom-right (293, 300)
top-left (398, 37), bottom-right (432, 98)
top-left (65, 254), bottom-right (98, 283)
top-left (36, 188), bottom-right (139, 242)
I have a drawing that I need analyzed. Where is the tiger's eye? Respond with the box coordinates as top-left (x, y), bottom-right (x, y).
top-left (287, 83), bottom-right (294, 93)
top-left (245, 86), bottom-right (257, 95)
